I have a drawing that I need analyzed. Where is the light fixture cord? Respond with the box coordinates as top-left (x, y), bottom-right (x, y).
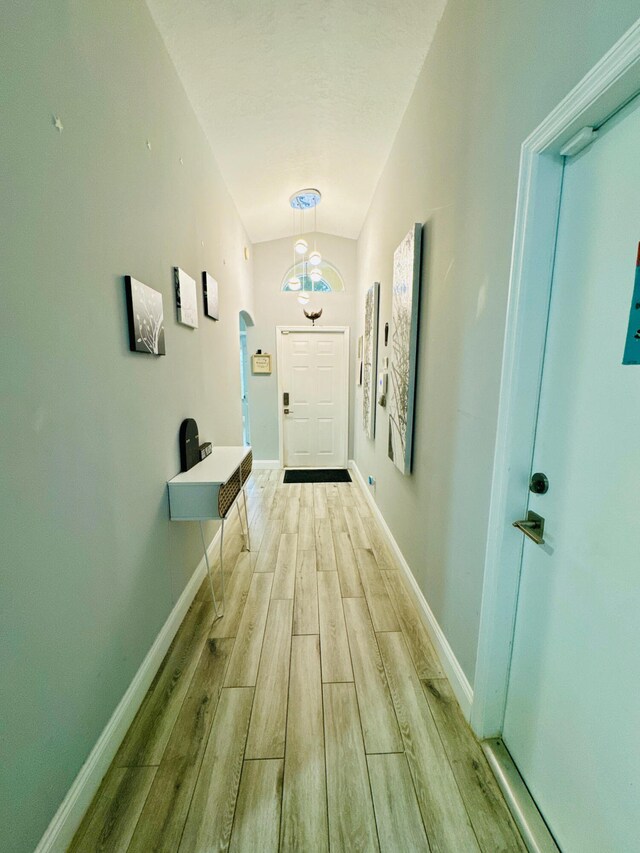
top-left (302, 208), bottom-right (305, 288)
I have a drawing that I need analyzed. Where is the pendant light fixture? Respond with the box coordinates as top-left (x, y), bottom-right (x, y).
top-left (289, 189), bottom-right (321, 310)
top-left (309, 199), bottom-right (322, 266)
top-left (287, 205), bottom-right (302, 290)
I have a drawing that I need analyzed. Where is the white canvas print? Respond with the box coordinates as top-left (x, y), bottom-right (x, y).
top-left (362, 282), bottom-right (379, 439)
top-left (174, 267), bottom-right (198, 328)
top-left (388, 224), bottom-right (422, 474)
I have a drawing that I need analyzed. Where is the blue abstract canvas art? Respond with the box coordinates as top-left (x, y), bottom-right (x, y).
top-left (622, 242), bottom-right (640, 364)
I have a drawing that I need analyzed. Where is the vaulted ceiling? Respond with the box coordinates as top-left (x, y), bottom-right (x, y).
top-left (146, 0), bottom-right (446, 243)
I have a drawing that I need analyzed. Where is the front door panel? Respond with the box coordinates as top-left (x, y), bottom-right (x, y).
top-left (280, 330), bottom-right (347, 468)
top-left (503, 97), bottom-right (640, 851)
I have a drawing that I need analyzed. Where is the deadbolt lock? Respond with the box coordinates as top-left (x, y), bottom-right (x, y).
top-left (529, 472), bottom-right (549, 494)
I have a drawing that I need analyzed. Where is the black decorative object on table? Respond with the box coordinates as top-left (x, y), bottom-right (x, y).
top-left (179, 418), bottom-right (200, 472)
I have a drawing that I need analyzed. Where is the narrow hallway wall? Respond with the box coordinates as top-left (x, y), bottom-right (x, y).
top-left (0, 2), bottom-right (253, 850)
top-left (353, 0), bottom-right (640, 687)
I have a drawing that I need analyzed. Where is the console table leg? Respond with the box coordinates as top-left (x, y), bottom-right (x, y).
top-left (218, 518), bottom-right (226, 617)
top-left (243, 487), bottom-right (251, 552)
top-left (199, 520), bottom-right (223, 620)
top-left (236, 500), bottom-right (247, 550)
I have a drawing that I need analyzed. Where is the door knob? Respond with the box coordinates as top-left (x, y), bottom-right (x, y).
top-left (513, 510), bottom-right (545, 544)
top-left (529, 472), bottom-right (549, 494)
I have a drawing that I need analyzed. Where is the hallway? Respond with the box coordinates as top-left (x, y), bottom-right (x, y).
top-left (70, 471), bottom-right (525, 852)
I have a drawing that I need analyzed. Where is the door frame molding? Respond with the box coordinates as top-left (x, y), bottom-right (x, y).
top-left (471, 20), bottom-right (640, 739)
top-left (275, 325), bottom-right (350, 469)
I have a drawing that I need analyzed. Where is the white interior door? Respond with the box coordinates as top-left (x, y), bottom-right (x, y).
top-left (278, 328), bottom-right (348, 468)
top-left (503, 96), bottom-right (640, 851)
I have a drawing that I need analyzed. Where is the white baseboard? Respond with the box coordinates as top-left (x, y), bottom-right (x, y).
top-left (252, 459), bottom-right (281, 469)
top-left (349, 460), bottom-right (474, 719)
top-left (35, 528), bottom-right (221, 853)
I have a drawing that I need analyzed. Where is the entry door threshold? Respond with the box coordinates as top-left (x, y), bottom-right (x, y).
top-left (482, 738), bottom-right (561, 853)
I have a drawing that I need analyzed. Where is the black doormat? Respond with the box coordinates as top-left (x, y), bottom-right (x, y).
top-left (283, 469), bottom-right (352, 484)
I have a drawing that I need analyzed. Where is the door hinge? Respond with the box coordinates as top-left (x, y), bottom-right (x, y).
top-left (560, 126), bottom-right (597, 158)
top-left (281, 330), bottom-right (290, 335)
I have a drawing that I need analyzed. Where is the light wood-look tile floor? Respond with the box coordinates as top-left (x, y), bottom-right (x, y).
top-left (70, 470), bottom-right (526, 852)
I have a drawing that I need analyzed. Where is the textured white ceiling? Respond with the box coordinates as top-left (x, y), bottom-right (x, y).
top-left (146, 0), bottom-right (446, 242)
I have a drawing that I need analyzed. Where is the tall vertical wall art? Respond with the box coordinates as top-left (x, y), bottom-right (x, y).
top-left (388, 224), bottom-right (422, 474)
top-left (363, 281), bottom-right (380, 439)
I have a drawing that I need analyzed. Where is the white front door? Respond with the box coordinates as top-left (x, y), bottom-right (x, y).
top-left (278, 328), bottom-right (348, 468)
top-left (503, 96), bottom-right (640, 851)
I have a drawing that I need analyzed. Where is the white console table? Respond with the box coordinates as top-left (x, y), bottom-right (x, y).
top-left (167, 446), bottom-right (252, 616)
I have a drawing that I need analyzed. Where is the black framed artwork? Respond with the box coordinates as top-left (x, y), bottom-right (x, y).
top-left (203, 271), bottom-right (219, 320)
top-left (174, 267), bottom-right (198, 328)
top-left (125, 276), bottom-right (166, 355)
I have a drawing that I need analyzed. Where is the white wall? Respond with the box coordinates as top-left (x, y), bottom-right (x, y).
top-left (247, 232), bottom-right (357, 461)
top-left (352, 0), bottom-right (640, 685)
top-left (0, 2), bottom-right (252, 850)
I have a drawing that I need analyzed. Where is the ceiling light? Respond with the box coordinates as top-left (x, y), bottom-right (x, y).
top-left (309, 250), bottom-right (321, 266)
top-left (310, 268), bottom-right (322, 283)
top-left (289, 189), bottom-right (322, 210)
top-left (297, 294), bottom-right (310, 305)
top-left (294, 238), bottom-right (308, 255)
top-left (288, 277), bottom-right (301, 291)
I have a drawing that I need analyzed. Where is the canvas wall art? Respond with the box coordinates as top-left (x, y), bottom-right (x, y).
top-left (174, 267), bottom-right (198, 328)
top-left (203, 271), bottom-right (219, 321)
top-left (356, 335), bottom-right (363, 386)
top-left (363, 282), bottom-right (380, 439)
top-left (388, 224), bottom-right (422, 474)
top-left (622, 242), bottom-right (640, 364)
top-left (125, 276), bottom-right (165, 355)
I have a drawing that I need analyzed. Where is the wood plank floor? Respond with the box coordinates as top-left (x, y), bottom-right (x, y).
top-left (70, 470), bottom-right (526, 853)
